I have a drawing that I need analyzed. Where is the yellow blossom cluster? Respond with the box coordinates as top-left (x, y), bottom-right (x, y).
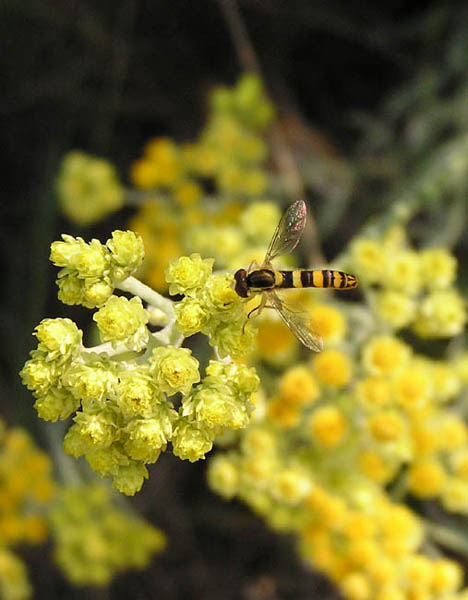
top-left (0, 421), bottom-right (56, 600)
top-left (21, 233), bottom-right (260, 496)
top-left (127, 74), bottom-right (276, 292)
top-left (207, 238), bottom-right (468, 600)
top-left (49, 483), bottom-right (165, 586)
top-left (349, 228), bottom-right (466, 337)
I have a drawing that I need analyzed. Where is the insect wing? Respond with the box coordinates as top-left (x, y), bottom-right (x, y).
top-left (267, 290), bottom-right (323, 352)
top-left (264, 199), bottom-right (307, 264)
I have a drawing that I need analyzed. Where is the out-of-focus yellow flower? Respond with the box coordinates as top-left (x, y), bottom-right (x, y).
top-left (173, 180), bottom-right (202, 207)
top-left (256, 317), bottom-right (298, 364)
top-left (309, 405), bottom-right (347, 447)
top-left (56, 152), bottom-right (124, 226)
top-left (359, 451), bottom-right (394, 484)
top-left (408, 458), bottom-right (446, 498)
top-left (394, 366), bottom-right (431, 411)
top-left (313, 349), bottom-right (352, 387)
top-left (267, 397), bottom-right (301, 428)
top-left (420, 247), bottom-right (457, 289)
top-left (413, 289), bottom-right (467, 338)
top-left (362, 336), bottom-right (411, 376)
top-left (384, 250), bottom-right (422, 296)
top-left (356, 377), bottom-right (392, 409)
top-left (431, 559), bottom-right (463, 594)
top-left (309, 304), bottom-right (347, 343)
top-left (340, 572), bottom-right (371, 600)
top-left (441, 477), bottom-right (468, 513)
top-left (368, 410), bottom-right (405, 442)
top-left (350, 239), bottom-right (387, 284)
top-left (279, 365), bottom-right (320, 406)
top-left (375, 290), bottom-right (416, 329)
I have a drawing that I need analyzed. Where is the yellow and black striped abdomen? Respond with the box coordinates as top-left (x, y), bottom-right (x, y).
top-left (277, 269), bottom-right (358, 290)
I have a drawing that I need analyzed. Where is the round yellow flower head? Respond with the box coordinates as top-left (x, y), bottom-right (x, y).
top-left (314, 349), bottom-right (352, 387)
top-left (34, 318), bottom-right (82, 363)
top-left (368, 410), bottom-right (406, 442)
top-left (279, 365), bottom-right (320, 406)
top-left (394, 366), bottom-right (431, 411)
top-left (207, 455), bottom-right (240, 499)
top-left (107, 230), bottom-right (145, 275)
top-left (350, 238), bottom-right (387, 285)
top-left (174, 297), bottom-right (209, 336)
top-left (309, 304), bottom-right (347, 343)
top-left (431, 559), bottom-right (463, 594)
top-left (375, 290), bottom-right (416, 329)
top-left (356, 377), bottom-right (392, 409)
top-left (420, 247), bottom-right (457, 289)
top-left (441, 477), bottom-right (468, 514)
top-left (413, 289), bottom-right (467, 338)
top-left (359, 450), bottom-right (394, 484)
top-left (384, 250), bottom-right (422, 295)
top-left (149, 346), bottom-right (200, 396)
top-left (362, 336), bottom-right (411, 376)
top-left (240, 202), bottom-right (281, 245)
top-left (171, 420), bottom-right (214, 462)
top-left (340, 572), bottom-right (371, 600)
top-left (165, 254), bottom-right (214, 296)
top-left (93, 295), bottom-right (149, 351)
top-left (56, 151), bottom-right (124, 226)
top-left (408, 458), bottom-right (446, 498)
top-left (309, 405), bottom-right (347, 447)
top-left (271, 468), bottom-right (312, 505)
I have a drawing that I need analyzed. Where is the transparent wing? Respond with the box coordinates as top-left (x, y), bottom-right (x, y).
top-left (264, 199), bottom-right (307, 264)
top-left (267, 290), bottom-right (323, 352)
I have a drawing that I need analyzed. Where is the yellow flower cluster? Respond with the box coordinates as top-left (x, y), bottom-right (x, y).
top-left (131, 74), bottom-right (272, 197)
top-left (0, 422), bottom-right (56, 600)
top-left (49, 484), bottom-right (165, 586)
top-left (22, 235), bottom-right (259, 495)
top-left (208, 266), bottom-right (468, 600)
top-left (349, 230), bottom-right (466, 336)
top-left (56, 151), bottom-right (124, 226)
top-left (168, 253), bottom-right (256, 357)
top-left (128, 75), bottom-right (275, 292)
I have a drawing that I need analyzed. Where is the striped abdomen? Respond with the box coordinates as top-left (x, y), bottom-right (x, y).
top-left (277, 270), bottom-right (358, 290)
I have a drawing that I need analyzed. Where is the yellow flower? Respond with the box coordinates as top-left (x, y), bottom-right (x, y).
top-left (309, 304), bottom-right (347, 343)
top-left (130, 158), bottom-right (159, 189)
top-left (375, 290), bottom-right (416, 329)
top-left (420, 247), bottom-right (457, 289)
top-left (402, 554), bottom-right (432, 591)
top-left (368, 410), bottom-right (405, 442)
top-left (267, 397), bottom-right (301, 428)
top-left (450, 447), bottom-right (468, 479)
top-left (350, 238), bottom-right (387, 285)
top-left (438, 415), bottom-right (468, 450)
top-left (207, 455), bottom-right (239, 499)
top-left (173, 180), bottom-right (202, 207)
top-left (394, 367), bottom-right (431, 411)
top-left (408, 459), bottom-right (446, 498)
top-left (441, 477), bottom-right (468, 513)
top-left (362, 336), bottom-right (411, 376)
top-left (279, 365), bottom-right (320, 406)
top-left (340, 572), bottom-right (371, 600)
top-left (430, 559), bottom-right (463, 594)
top-left (314, 349), bottom-right (352, 387)
top-left (309, 406), bottom-right (347, 447)
top-left (356, 377), bottom-right (392, 409)
top-left (255, 317), bottom-right (298, 364)
top-left (271, 468), bottom-right (312, 504)
top-left (413, 289), bottom-right (467, 338)
top-left (384, 250), bottom-right (422, 296)
top-left (359, 450), bottom-right (393, 484)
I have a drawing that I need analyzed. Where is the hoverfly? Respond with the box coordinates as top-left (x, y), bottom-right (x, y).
top-left (234, 199), bottom-right (358, 351)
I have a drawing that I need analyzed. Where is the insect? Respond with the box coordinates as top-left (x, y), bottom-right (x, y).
top-left (234, 199), bottom-right (358, 351)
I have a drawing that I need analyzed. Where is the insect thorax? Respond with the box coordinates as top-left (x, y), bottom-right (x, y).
top-left (247, 269), bottom-right (276, 291)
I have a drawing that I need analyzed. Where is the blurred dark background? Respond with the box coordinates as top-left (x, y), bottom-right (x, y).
top-left (2, 1), bottom-right (468, 598)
